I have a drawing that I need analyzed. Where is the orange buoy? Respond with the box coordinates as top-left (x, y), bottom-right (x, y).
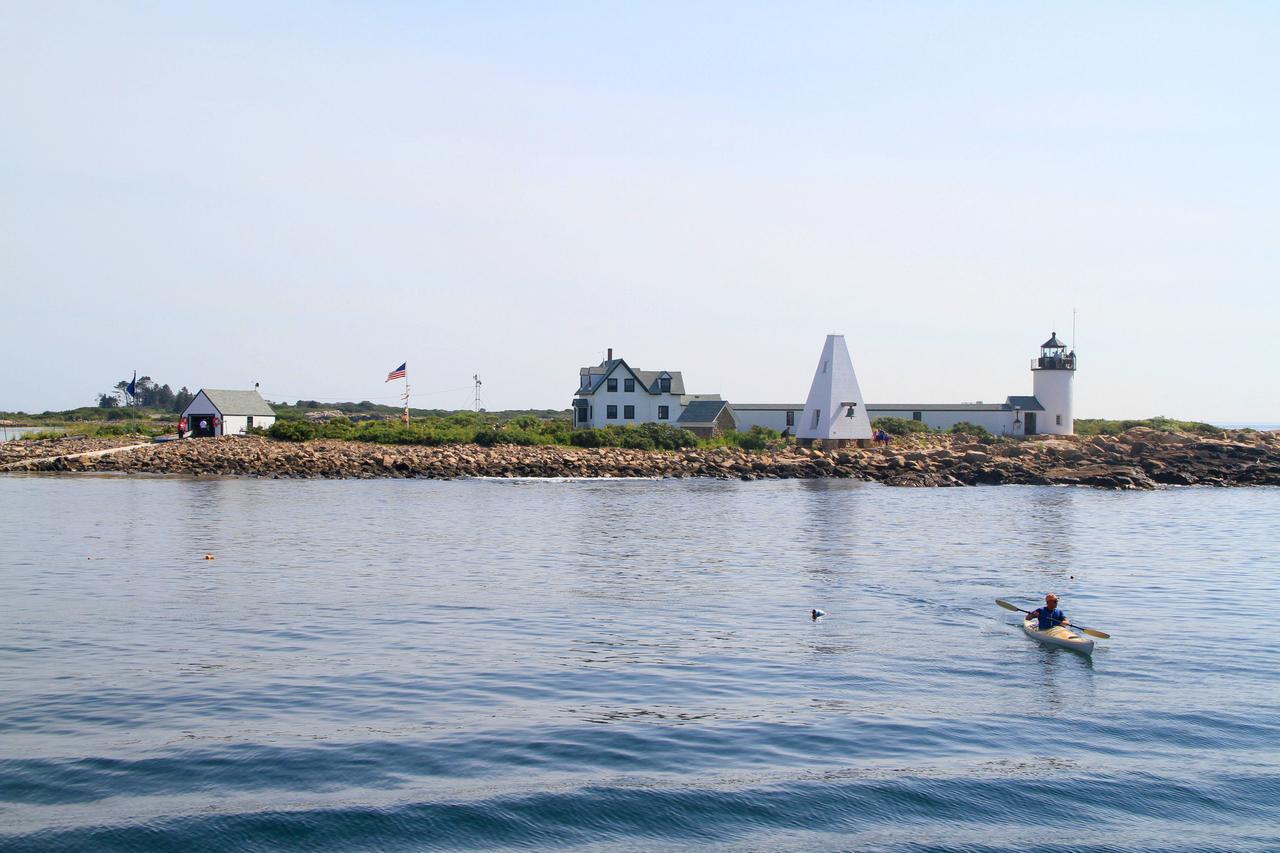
top-left (204, 554), bottom-right (215, 560)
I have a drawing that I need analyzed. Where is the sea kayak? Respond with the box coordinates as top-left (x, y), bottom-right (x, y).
top-left (1021, 621), bottom-right (1095, 655)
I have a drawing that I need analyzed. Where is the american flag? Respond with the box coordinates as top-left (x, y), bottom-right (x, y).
top-left (386, 362), bottom-right (406, 382)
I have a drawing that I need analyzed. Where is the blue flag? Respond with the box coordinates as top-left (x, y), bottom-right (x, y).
top-left (126, 371), bottom-right (137, 398)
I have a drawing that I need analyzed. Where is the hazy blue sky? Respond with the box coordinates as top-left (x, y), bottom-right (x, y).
top-left (3, 3), bottom-right (1277, 420)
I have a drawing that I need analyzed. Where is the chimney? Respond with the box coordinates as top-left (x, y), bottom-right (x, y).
top-left (607, 348), bottom-right (613, 361)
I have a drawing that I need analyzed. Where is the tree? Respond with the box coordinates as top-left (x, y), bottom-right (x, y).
top-left (101, 375), bottom-right (190, 410)
top-left (173, 387), bottom-right (195, 413)
top-left (97, 393), bottom-right (119, 408)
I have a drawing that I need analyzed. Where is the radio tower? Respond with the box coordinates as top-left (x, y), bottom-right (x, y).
top-left (472, 374), bottom-right (483, 412)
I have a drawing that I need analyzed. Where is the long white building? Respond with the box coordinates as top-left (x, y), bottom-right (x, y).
top-left (868, 333), bottom-right (1076, 436)
top-left (570, 332), bottom-right (1077, 438)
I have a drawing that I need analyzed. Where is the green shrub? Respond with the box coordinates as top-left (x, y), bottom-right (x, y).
top-left (873, 416), bottom-right (932, 436)
top-left (634, 422), bottom-right (699, 450)
top-left (949, 421), bottom-right (993, 439)
top-left (570, 428), bottom-right (612, 448)
top-left (267, 420), bottom-right (317, 442)
top-left (475, 427), bottom-right (542, 447)
top-left (18, 430), bottom-right (64, 441)
top-left (1074, 416), bottom-right (1224, 437)
top-left (620, 431), bottom-right (656, 450)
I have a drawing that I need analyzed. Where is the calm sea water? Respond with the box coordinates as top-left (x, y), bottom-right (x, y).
top-left (0, 428), bottom-right (64, 443)
top-left (1, 476), bottom-right (1278, 851)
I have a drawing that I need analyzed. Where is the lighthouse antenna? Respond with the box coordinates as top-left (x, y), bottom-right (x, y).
top-left (472, 374), bottom-right (483, 412)
top-left (1072, 307), bottom-right (1077, 351)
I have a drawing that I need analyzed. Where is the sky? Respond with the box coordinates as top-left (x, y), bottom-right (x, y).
top-left (2, 2), bottom-right (1277, 421)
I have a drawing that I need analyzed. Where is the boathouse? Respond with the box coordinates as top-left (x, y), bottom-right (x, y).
top-left (181, 389), bottom-right (277, 437)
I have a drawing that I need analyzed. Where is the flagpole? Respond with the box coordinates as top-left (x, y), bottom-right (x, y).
top-left (402, 371), bottom-right (410, 424)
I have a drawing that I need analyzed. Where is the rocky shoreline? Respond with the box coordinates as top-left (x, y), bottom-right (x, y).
top-left (4, 428), bottom-right (1279, 488)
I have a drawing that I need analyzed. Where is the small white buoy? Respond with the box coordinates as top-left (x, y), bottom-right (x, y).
top-left (811, 609), bottom-right (825, 619)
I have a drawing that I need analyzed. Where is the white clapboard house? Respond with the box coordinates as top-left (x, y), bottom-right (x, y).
top-left (181, 389), bottom-right (277, 437)
top-left (571, 349), bottom-right (732, 437)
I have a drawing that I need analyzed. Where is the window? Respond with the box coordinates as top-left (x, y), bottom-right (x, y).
top-left (607, 378), bottom-right (618, 392)
top-left (607, 405), bottom-right (618, 419)
top-left (812, 409), bottom-right (821, 429)
top-left (659, 377), bottom-right (671, 392)
top-left (786, 410), bottom-right (795, 427)
top-left (247, 416), bottom-right (254, 429)
top-left (1056, 414), bottom-right (1063, 426)
top-left (576, 406), bottom-right (588, 423)
top-left (912, 411), bottom-right (922, 421)
top-left (624, 405), bottom-right (635, 419)
top-left (658, 405), bottom-right (669, 420)
top-left (624, 378), bottom-right (635, 392)
top-left (822, 361), bottom-right (829, 373)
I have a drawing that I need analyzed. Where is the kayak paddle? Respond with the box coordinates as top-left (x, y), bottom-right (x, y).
top-left (995, 599), bottom-right (1111, 639)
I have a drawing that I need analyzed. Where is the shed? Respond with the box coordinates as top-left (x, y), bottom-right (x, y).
top-left (181, 389), bottom-right (276, 437)
top-left (676, 400), bottom-right (737, 438)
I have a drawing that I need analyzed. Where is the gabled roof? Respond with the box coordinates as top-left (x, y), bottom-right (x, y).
top-left (635, 370), bottom-right (685, 394)
top-left (1004, 395), bottom-right (1044, 412)
top-left (575, 358), bottom-right (685, 396)
top-left (732, 403), bottom-right (804, 411)
top-left (1041, 332), bottom-right (1066, 349)
top-left (197, 389), bottom-right (276, 416)
top-left (677, 399), bottom-right (734, 426)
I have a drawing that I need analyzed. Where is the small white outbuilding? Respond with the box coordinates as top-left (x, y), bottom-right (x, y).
top-left (181, 389), bottom-right (276, 437)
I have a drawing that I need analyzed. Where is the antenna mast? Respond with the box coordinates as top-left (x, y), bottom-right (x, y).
top-left (473, 374), bottom-right (483, 412)
top-left (1072, 307), bottom-right (1077, 352)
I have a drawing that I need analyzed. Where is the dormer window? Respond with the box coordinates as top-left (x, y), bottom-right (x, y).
top-left (607, 378), bottom-right (618, 392)
top-left (659, 376), bottom-right (671, 392)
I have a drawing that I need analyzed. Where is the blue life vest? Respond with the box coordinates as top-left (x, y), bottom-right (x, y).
top-left (1036, 607), bottom-right (1065, 630)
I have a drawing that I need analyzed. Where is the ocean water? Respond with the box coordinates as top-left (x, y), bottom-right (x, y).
top-left (1, 476), bottom-right (1278, 851)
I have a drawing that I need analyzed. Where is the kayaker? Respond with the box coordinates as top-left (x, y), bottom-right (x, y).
top-left (1025, 594), bottom-right (1069, 630)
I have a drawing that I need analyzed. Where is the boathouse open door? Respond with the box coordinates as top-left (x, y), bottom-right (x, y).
top-left (189, 415), bottom-right (217, 437)
top-left (1024, 412), bottom-right (1037, 435)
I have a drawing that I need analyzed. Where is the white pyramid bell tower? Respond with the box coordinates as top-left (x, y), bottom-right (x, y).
top-left (798, 334), bottom-right (873, 446)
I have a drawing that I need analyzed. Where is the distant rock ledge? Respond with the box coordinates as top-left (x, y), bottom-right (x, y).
top-left (3, 428), bottom-right (1278, 489)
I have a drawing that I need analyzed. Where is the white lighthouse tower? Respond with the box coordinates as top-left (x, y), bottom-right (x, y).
top-left (1031, 332), bottom-right (1076, 436)
top-left (798, 334), bottom-right (873, 447)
